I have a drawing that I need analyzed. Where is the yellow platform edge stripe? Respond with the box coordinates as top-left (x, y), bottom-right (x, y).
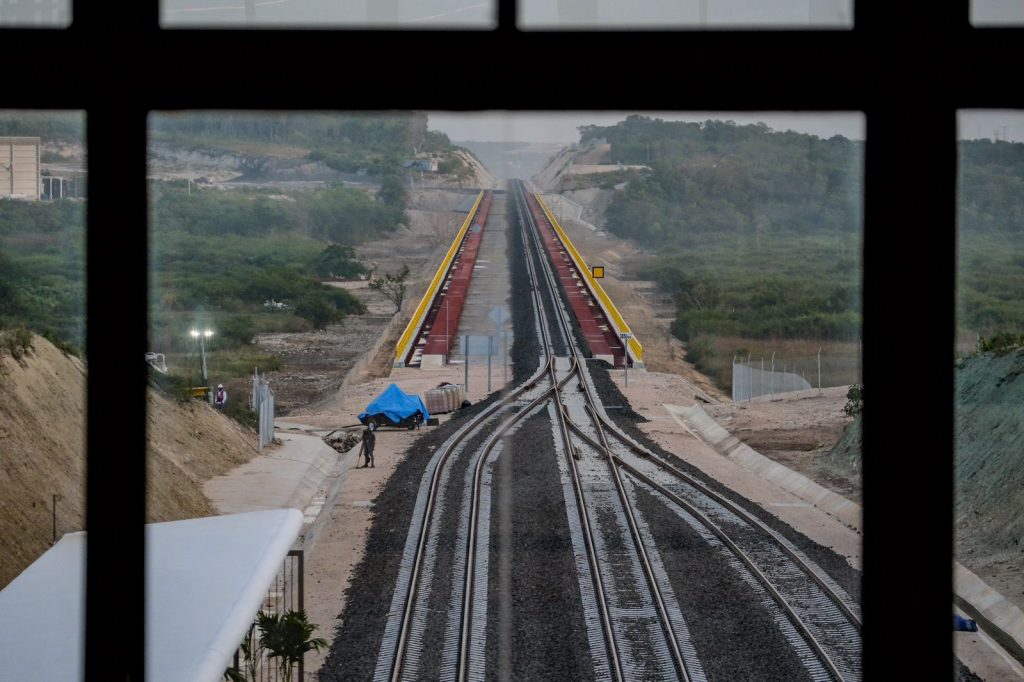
top-left (394, 191), bottom-right (485, 363)
top-left (535, 194), bottom-right (644, 364)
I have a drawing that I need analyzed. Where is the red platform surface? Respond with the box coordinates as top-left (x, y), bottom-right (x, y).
top-left (525, 192), bottom-right (627, 366)
top-left (414, 191), bottom-right (493, 361)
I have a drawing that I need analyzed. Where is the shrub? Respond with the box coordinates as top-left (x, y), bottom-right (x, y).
top-left (294, 294), bottom-right (342, 330)
top-left (844, 383), bottom-right (864, 417)
top-left (0, 326), bottom-right (34, 360)
top-left (223, 397), bottom-right (258, 430)
top-left (978, 331), bottom-right (1024, 355)
top-left (219, 315), bottom-right (257, 347)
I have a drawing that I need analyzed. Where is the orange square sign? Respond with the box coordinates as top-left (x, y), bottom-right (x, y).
top-left (592, 266), bottom-right (604, 279)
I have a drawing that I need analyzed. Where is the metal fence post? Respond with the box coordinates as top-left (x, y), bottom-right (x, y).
top-left (760, 356), bottom-right (764, 400)
top-left (747, 354), bottom-right (752, 402)
top-left (818, 347), bottom-right (822, 391)
top-left (732, 354), bottom-right (737, 403)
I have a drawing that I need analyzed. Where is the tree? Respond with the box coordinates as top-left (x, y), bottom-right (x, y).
top-left (295, 293), bottom-right (342, 330)
top-left (378, 173), bottom-right (407, 209)
top-left (257, 610), bottom-right (327, 681)
top-left (313, 244), bottom-right (366, 280)
top-left (369, 264), bottom-right (410, 313)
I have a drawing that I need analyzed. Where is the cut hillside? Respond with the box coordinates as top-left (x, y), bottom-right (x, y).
top-left (0, 334), bottom-right (260, 589)
top-left (955, 349), bottom-right (1024, 602)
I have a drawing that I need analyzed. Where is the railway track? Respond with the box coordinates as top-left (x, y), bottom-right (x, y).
top-left (371, 179), bottom-right (862, 681)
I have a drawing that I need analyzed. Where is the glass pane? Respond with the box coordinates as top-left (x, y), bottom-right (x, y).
top-left (954, 110), bottom-right (1024, 680)
top-left (971, 0), bottom-right (1024, 26)
top-left (147, 110), bottom-right (864, 680)
top-left (0, 111), bottom-right (85, 677)
top-left (0, 0), bottom-right (70, 27)
top-left (160, 0), bottom-right (495, 28)
top-left (520, 0), bottom-right (852, 29)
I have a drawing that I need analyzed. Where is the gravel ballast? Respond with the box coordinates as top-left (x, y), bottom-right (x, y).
top-left (484, 411), bottom-right (595, 681)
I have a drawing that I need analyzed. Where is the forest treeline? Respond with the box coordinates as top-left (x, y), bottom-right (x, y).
top-left (2, 112), bottom-right (447, 355)
top-left (575, 115), bottom-right (1024, 343)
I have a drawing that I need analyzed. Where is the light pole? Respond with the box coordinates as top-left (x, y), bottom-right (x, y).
top-left (620, 332), bottom-right (634, 388)
top-left (190, 328), bottom-right (214, 402)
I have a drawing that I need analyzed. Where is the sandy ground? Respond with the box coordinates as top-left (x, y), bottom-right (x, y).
top-left (702, 387), bottom-right (860, 503)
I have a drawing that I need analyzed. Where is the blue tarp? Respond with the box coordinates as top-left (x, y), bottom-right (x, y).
top-left (358, 383), bottom-right (430, 426)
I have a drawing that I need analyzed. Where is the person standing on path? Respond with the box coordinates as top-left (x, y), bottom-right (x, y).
top-left (360, 424), bottom-right (376, 468)
top-left (214, 384), bottom-right (228, 410)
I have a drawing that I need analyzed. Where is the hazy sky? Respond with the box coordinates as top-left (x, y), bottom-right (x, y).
top-left (430, 111), bottom-right (1024, 145)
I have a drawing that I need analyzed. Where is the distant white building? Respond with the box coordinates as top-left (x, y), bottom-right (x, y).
top-left (0, 137), bottom-right (41, 200)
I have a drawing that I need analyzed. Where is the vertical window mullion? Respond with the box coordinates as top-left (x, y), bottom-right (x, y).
top-left (84, 103), bottom-right (148, 680)
top-left (498, 0), bottom-right (517, 31)
top-left (862, 104), bottom-right (956, 678)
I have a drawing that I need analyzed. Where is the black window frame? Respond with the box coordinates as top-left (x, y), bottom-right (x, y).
top-left (4, 1), bottom-right (1021, 679)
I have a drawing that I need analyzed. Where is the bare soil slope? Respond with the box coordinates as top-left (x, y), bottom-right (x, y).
top-left (955, 350), bottom-right (1024, 601)
top-left (0, 334), bottom-right (259, 589)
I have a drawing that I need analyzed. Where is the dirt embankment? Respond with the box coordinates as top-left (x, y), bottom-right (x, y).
top-left (0, 334), bottom-right (260, 589)
top-left (955, 350), bottom-right (1024, 601)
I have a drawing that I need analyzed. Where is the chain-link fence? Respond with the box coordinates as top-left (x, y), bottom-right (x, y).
top-left (731, 350), bottom-right (861, 402)
top-left (251, 369), bottom-right (275, 450)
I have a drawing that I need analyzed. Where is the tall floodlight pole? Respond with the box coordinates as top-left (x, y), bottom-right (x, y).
top-left (190, 328), bottom-right (214, 402)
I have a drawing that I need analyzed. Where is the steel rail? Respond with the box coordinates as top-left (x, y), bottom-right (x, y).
top-left (521, 177), bottom-right (686, 681)
top-left (584, 402), bottom-right (692, 682)
top-left (457, 384), bottom-right (557, 681)
top-left (388, 356), bottom-right (553, 682)
top-left (614, 458), bottom-right (847, 682)
top-left (549, 358), bottom-right (626, 682)
top-left (515, 179), bottom-right (626, 681)
top-left (521, 176), bottom-right (690, 680)
top-left (590, 410), bottom-right (863, 632)
top-left (565, 417), bottom-right (849, 681)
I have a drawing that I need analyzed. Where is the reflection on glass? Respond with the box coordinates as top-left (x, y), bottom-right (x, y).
top-left (953, 110), bottom-right (1024, 680)
top-left (520, 0), bottom-right (852, 28)
top-left (971, 0), bottom-right (1024, 26)
top-left (0, 0), bottom-right (70, 27)
top-left (0, 111), bottom-right (85, 584)
top-left (160, 0), bottom-right (495, 28)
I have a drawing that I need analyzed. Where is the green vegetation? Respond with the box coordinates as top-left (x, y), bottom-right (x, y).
top-left (151, 112), bottom-right (428, 155)
top-left (0, 200), bottom-right (85, 349)
top-left (0, 112), bottom-right (83, 142)
top-left (0, 326), bottom-right (34, 360)
top-left (261, 610), bottom-right (326, 681)
top-left (571, 117), bottom-right (1024, 392)
top-left (224, 609), bottom-right (326, 682)
top-left (580, 116), bottom-right (862, 354)
top-left (844, 384), bottom-right (863, 417)
top-left (957, 139), bottom-right (1024, 339)
top-left (977, 331), bottom-right (1024, 355)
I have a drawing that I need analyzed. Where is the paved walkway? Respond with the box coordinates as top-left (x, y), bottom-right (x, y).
top-left (203, 422), bottom-right (359, 553)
